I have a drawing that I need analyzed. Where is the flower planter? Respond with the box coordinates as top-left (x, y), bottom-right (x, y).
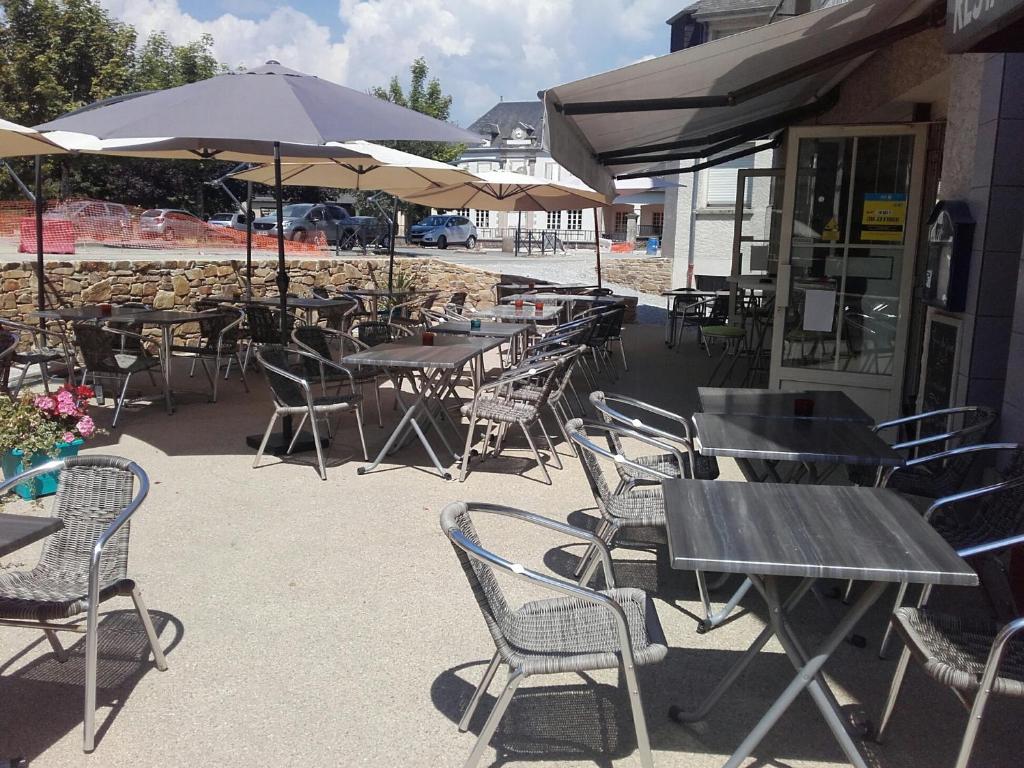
top-left (1, 440), bottom-right (84, 501)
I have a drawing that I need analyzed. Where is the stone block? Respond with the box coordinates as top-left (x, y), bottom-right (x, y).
top-left (172, 275), bottom-right (190, 296)
top-left (153, 290), bottom-right (175, 309)
top-left (80, 279), bottom-right (112, 303)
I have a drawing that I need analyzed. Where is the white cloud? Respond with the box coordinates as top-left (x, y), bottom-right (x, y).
top-left (98, 0), bottom-right (682, 125)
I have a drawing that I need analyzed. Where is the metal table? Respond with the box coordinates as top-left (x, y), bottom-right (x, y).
top-left (431, 321), bottom-right (529, 363)
top-left (245, 295), bottom-right (355, 325)
top-left (662, 478), bottom-right (977, 768)
top-left (502, 292), bottom-right (627, 305)
top-left (471, 304), bottom-right (563, 324)
top-left (0, 512), bottom-right (63, 558)
top-left (697, 387), bottom-right (874, 423)
top-left (692, 412), bottom-right (902, 483)
top-left (344, 288), bottom-right (417, 316)
top-left (341, 335), bottom-right (503, 478)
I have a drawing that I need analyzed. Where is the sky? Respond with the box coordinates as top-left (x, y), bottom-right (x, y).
top-left (97, 0), bottom-right (684, 126)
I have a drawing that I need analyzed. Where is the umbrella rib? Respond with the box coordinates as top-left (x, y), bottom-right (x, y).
top-left (280, 164), bottom-right (311, 183)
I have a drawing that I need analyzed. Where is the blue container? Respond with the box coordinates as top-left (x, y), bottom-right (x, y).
top-left (1, 440), bottom-right (83, 500)
top-left (646, 237), bottom-right (660, 255)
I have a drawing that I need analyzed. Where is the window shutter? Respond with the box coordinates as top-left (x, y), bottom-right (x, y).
top-left (706, 167), bottom-right (740, 206)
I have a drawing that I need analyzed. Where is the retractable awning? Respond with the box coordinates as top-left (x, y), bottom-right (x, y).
top-left (543, 0), bottom-right (943, 197)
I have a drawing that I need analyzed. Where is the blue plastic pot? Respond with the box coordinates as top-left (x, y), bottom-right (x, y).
top-left (1, 439), bottom-right (84, 500)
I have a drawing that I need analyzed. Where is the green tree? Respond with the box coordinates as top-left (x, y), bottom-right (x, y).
top-left (0, 0), bottom-right (235, 212)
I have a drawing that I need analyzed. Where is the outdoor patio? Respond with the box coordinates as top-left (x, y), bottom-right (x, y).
top-left (1, 322), bottom-right (1020, 768)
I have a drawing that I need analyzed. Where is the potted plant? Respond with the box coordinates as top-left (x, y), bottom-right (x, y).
top-left (0, 384), bottom-right (99, 500)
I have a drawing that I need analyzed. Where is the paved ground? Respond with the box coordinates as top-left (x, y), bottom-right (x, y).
top-left (0, 326), bottom-right (1019, 768)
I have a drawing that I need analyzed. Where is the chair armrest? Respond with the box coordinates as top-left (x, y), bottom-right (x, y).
top-left (570, 421), bottom-right (684, 479)
top-left (594, 392), bottom-right (694, 442)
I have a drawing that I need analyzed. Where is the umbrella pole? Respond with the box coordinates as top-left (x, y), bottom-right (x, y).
top-left (593, 207), bottom-right (602, 289)
top-left (34, 156), bottom-right (44, 321)
top-left (245, 180), bottom-right (252, 300)
top-left (388, 195), bottom-right (398, 296)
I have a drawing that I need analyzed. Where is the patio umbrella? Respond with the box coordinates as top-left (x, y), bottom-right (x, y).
top-left (36, 61), bottom-right (476, 452)
top-left (231, 141), bottom-right (478, 292)
top-left (0, 119), bottom-right (76, 316)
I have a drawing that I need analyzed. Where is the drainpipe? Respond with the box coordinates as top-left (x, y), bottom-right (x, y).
top-left (687, 161), bottom-right (700, 287)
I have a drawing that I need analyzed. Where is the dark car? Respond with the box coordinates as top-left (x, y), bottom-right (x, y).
top-left (251, 203), bottom-right (377, 245)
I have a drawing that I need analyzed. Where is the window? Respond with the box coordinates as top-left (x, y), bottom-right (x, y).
top-left (546, 210), bottom-right (560, 229)
top-left (566, 209), bottom-right (583, 230)
top-left (474, 209), bottom-right (489, 228)
top-left (614, 211), bottom-right (629, 233)
top-left (705, 151), bottom-right (755, 207)
top-left (651, 211), bottom-right (664, 231)
top-left (543, 164), bottom-right (555, 180)
top-left (455, 208), bottom-right (471, 217)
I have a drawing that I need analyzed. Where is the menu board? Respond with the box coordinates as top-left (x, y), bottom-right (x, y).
top-left (921, 315), bottom-right (960, 414)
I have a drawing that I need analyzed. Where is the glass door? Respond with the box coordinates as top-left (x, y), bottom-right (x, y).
top-left (731, 168), bottom-right (784, 278)
top-left (769, 125), bottom-right (927, 420)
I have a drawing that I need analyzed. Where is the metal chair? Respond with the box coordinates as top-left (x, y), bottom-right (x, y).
top-left (440, 501), bottom-right (666, 768)
top-left (447, 291), bottom-right (468, 313)
top-left (0, 455), bottom-right (167, 752)
top-left (241, 303), bottom-right (298, 369)
top-left (169, 308), bottom-right (248, 402)
top-left (565, 418), bottom-right (715, 622)
top-left (459, 358), bottom-right (564, 484)
top-left (253, 345), bottom-right (367, 480)
top-left (850, 406), bottom-right (998, 493)
top-left (350, 320), bottom-right (394, 347)
top-left (0, 317), bottom-right (77, 395)
top-left (876, 474), bottom-right (1024, 767)
top-left (72, 323), bottom-right (163, 428)
top-left (509, 344), bottom-right (587, 454)
top-left (589, 391), bottom-right (719, 482)
top-left (0, 329), bottom-right (16, 395)
top-left (877, 443), bottom-right (1024, 658)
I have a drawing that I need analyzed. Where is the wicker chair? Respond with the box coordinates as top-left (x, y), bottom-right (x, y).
top-left (509, 343), bottom-right (587, 448)
top-left (169, 308), bottom-right (248, 402)
top-left (459, 358), bottom-right (564, 484)
top-left (350, 320), bottom-right (394, 348)
top-left (440, 501), bottom-right (666, 768)
top-left (0, 455), bottom-right (167, 752)
top-left (0, 317), bottom-right (77, 395)
top-left (566, 418), bottom-right (715, 622)
top-left (241, 303), bottom-right (297, 369)
top-left (876, 466), bottom-right (1024, 767)
top-left (589, 391), bottom-right (719, 483)
top-left (578, 304), bottom-right (624, 378)
top-left (72, 324), bottom-right (162, 428)
top-left (253, 345), bottom-right (367, 480)
top-left (876, 443), bottom-right (1024, 658)
top-left (849, 406), bottom-right (997, 492)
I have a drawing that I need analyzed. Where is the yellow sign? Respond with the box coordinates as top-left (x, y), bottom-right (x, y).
top-left (822, 217), bottom-right (840, 242)
top-left (861, 193), bottom-right (907, 242)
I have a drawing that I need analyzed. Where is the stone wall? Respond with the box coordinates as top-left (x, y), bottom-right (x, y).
top-left (601, 257), bottom-right (672, 295)
top-left (1, 257), bottom-right (502, 343)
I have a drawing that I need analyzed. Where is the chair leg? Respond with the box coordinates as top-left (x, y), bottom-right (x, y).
top-left (459, 412), bottom-right (479, 482)
top-left (288, 413), bottom-right (309, 454)
top-left (875, 642), bottom-right (912, 744)
top-left (44, 628), bottom-right (68, 662)
top-left (463, 670), bottom-right (523, 768)
top-left (878, 582), bottom-right (910, 659)
top-left (355, 405), bottom-right (369, 461)
top-left (459, 651), bottom-right (502, 733)
top-left (621, 660), bottom-right (655, 768)
top-left (130, 585), bottom-right (168, 671)
top-left (83, 596), bottom-right (100, 752)
top-left (253, 412), bottom-right (279, 468)
top-left (618, 339), bottom-right (629, 371)
top-left (537, 413), bottom-right (563, 470)
top-left (955, 649), bottom-right (1005, 768)
top-left (236, 352), bottom-right (249, 392)
top-left (308, 406), bottom-right (327, 480)
top-left (112, 373), bottom-right (132, 428)
top-left (520, 421), bottom-right (551, 485)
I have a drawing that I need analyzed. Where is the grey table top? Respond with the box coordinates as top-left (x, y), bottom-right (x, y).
top-left (698, 387), bottom-right (874, 423)
top-left (247, 296), bottom-right (354, 309)
top-left (431, 321), bottom-right (527, 339)
top-left (472, 305), bottom-right (563, 322)
top-left (660, 288), bottom-right (727, 297)
top-left (344, 289), bottom-right (416, 297)
top-left (340, 334), bottom-right (502, 370)
top-left (0, 513), bottom-right (63, 558)
top-left (692, 412), bottom-right (904, 466)
top-left (662, 479), bottom-right (978, 585)
top-left (502, 292), bottom-right (627, 304)
top-left (34, 307), bottom-right (209, 325)
top-left (496, 283), bottom-right (593, 291)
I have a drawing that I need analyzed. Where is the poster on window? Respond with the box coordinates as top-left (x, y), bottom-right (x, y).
top-left (861, 193), bottom-right (907, 242)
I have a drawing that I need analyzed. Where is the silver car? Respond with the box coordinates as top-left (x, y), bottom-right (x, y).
top-left (408, 215), bottom-right (477, 249)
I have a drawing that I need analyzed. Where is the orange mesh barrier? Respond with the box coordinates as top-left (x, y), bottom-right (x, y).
top-left (19, 217), bottom-right (75, 254)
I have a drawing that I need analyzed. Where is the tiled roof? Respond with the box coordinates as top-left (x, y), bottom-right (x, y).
top-left (667, 0), bottom-right (777, 23)
top-left (467, 101), bottom-right (545, 141)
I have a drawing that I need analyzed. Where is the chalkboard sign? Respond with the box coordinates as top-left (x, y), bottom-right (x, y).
top-left (921, 316), bottom-right (960, 414)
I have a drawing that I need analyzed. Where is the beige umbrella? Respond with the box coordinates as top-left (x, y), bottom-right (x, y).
top-left (400, 168), bottom-right (609, 211)
top-left (229, 140), bottom-right (475, 190)
top-left (0, 118), bottom-right (71, 157)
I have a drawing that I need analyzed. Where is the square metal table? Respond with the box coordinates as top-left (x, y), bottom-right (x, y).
top-left (431, 320), bottom-right (529, 362)
top-left (471, 304), bottom-right (563, 324)
top-left (0, 513), bottom-right (63, 558)
top-left (343, 288), bottom-right (417, 316)
top-left (692, 412), bottom-right (902, 483)
top-left (698, 387), bottom-right (874, 423)
top-left (246, 295), bottom-right (355, 324)
top-left (341, 335), bottom-right (503, 478)
top-left (661, 478), bottom-right (977, 768)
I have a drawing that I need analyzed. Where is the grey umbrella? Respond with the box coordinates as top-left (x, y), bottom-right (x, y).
top-left (37, 61), bottom-right (475, 453)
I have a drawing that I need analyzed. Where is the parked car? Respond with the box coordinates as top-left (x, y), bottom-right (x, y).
top-left (139, 209), bottom-right (211, 240)
top-left (45, 200), bottom-right (132, 240)
top-left (408, 215), bottom-right (477, 249)
top-left (208, 211), bottom-right (249, 230)
top-left (251, 203), bottom-right (378, 245)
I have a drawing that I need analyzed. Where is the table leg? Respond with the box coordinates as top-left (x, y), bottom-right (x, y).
top-left (719, 577), bottom-right (886, 768)
top-left (161, 325), bottom-right (174, 414)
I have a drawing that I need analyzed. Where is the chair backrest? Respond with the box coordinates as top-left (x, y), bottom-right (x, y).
top-left (448, 291), bottom-right (468, 310)
top-left (256, 344), bottom-right (308, 408)
top-left (247, 304), bottom-right (297, 344)
top-left (351, 321), bottom-right (392, 347)
top-left (439, 501), bottom-right (518, 658)
top-left (0, 317), bottom-right (75, 371)
top-left (197, 310), bottom-right (242, 352)
top-left (695, 274), bottom-right (728, 292)
top-left (291, 325), bottom-right (335, 380)
top-left (0, 329), bottom-right (16, 392)
top-left (319, 299), bottom-right (357, 331)
top-left (193, 298), bottom-right (223, 312)
top-left (30, 455), bottom-right (147, 591)
top-left (587, 305), bottom-right (624, 346)
top-left (72, 323), bottom-right (122, 374)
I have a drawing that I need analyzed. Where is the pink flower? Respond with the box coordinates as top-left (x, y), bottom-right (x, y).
top-left (57, 399), bottom-right (78, 416)
top-left (33, 395), bottom-right (55, 412)
top-left (76, 416), bottom-right (95, 438)
top-left (62, 431), bottom-right (76, 444)
top-left (56, 389), bottom-right (74, 404)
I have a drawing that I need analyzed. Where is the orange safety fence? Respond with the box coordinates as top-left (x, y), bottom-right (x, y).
top-left (0, 198), bottom-right (325, 255)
